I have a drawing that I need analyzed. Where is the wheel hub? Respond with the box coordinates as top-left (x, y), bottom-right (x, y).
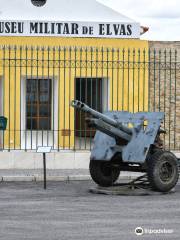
top-left (159, 161), bottom-right (174, 182)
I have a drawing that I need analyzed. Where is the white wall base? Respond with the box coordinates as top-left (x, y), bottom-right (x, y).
top-left (0, 151), bottom-right (179, 170)
top-left (0, 151), bottom-right (90, 169)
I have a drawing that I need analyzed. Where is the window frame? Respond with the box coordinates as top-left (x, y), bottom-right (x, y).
top-left (26, 78), bottom-right (52, 130)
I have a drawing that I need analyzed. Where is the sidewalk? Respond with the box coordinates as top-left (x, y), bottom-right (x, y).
top-left (0, 169), bottom-right (143, 182)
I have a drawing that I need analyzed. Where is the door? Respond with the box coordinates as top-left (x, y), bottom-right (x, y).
top-left (75, 78), bottom-right (102, 137)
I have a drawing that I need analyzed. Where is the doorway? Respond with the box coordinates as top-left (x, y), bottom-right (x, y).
top-left (21, 77), bottom-right (58, 150)
top-left (75, 78), bottom-right (109, 140)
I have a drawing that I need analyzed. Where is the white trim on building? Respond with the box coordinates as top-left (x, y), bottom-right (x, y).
top-left (0, 0), bottom-right (140, 38)
top-left (0, 0), bottom-right (136, 22)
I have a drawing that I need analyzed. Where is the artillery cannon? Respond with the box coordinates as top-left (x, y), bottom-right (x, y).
top-left (71, 100), bottom-right (179, 192)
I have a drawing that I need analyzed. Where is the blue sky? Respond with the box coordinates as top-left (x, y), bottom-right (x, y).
top-left (99, 0), bottom-right (180, 40)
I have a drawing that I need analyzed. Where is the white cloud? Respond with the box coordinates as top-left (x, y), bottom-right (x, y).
top-left (98, 0), bottom-right (180, 40)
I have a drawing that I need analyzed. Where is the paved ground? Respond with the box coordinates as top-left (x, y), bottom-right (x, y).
top-left (0, 180), bottom-right (179, 240)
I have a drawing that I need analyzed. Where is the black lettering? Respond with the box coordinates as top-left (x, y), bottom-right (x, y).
top-left (5, 22), bottom-right (10, 33)
top-left (0, 22), bottom-right (4, 33)
top-left (51, 23), bottom-right (55, 34)
top-left (11, 22), bottom-right (17, 33)
top-left (30, 22), bottom-right (38, 34)
top-left (71, 23), bottom-right (78, 34)
top-left (127, 24), bottom-right (132, 35)
top-left (82, 26), bottom-right (88, 34)
top-left (63, 23), bottom-right (70, 34)
top-left (56, 23), bottom-right (63, 34)
top-left (106, 24), bottom-right (112, 35)
top-left (39, 22), bottom-right (43, 34)
top-left (99, 24), bottom-right (105, 35)
top-left (18, 22), bottom-right (24, 33)
top-left (120, 24), bottom-right (126, 35)
top-left (113, 24), bottom-right (120, 35)
top-left (44, 23), bottom-right (50, 34)
top-left (89, 26), bottom-right (93, 35)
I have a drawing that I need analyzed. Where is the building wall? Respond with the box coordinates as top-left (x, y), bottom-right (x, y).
top-left (149, 41), bottom-right (180, 150)
top-left (0, 38), bottom-right (180, 169)
top-left (0, 37), bottom-right (148, 49)
top-left (0, 37), bottom-right (149, 150)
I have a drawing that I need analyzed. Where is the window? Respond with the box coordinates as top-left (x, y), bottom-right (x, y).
top-left (26, 79), bottom-right (51, 130)
top-left (75, 78), bottom-right (103, 137)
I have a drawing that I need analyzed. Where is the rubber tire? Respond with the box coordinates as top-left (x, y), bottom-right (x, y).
top-left (147, 150), bottom-right (179, 192)
top-left (89, 160), bottom-right (120, 187)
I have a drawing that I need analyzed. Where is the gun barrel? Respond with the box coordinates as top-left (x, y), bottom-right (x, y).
top-left (89, 118), bottom-right (131, 142)
top-left (71, 100), bottom-right (118, 125)
top-left (71, 100), bottom-right (132, 136)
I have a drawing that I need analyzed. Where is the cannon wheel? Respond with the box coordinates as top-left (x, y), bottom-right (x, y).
top-left (147, 150), bottom-right (179, 192)
top-left (89, 160), bottom-right (120, 187)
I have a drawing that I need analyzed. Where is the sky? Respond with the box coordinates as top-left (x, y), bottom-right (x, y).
top-left (99, 0), bottom-right (180, 41)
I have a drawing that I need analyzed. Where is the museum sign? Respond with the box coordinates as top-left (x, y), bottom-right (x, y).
top-left (0, 20), bottom-right (140, 38)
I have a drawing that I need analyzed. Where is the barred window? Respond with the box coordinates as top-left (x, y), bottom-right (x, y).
top-left (26, 79), bottom-right (51, 130)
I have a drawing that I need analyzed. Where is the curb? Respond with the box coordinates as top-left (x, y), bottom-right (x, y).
top-left (0, 174), bottom-right (142, 182)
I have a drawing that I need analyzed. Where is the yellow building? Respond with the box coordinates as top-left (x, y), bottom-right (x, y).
top-left (0, 0), bottom-right (148, 168)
